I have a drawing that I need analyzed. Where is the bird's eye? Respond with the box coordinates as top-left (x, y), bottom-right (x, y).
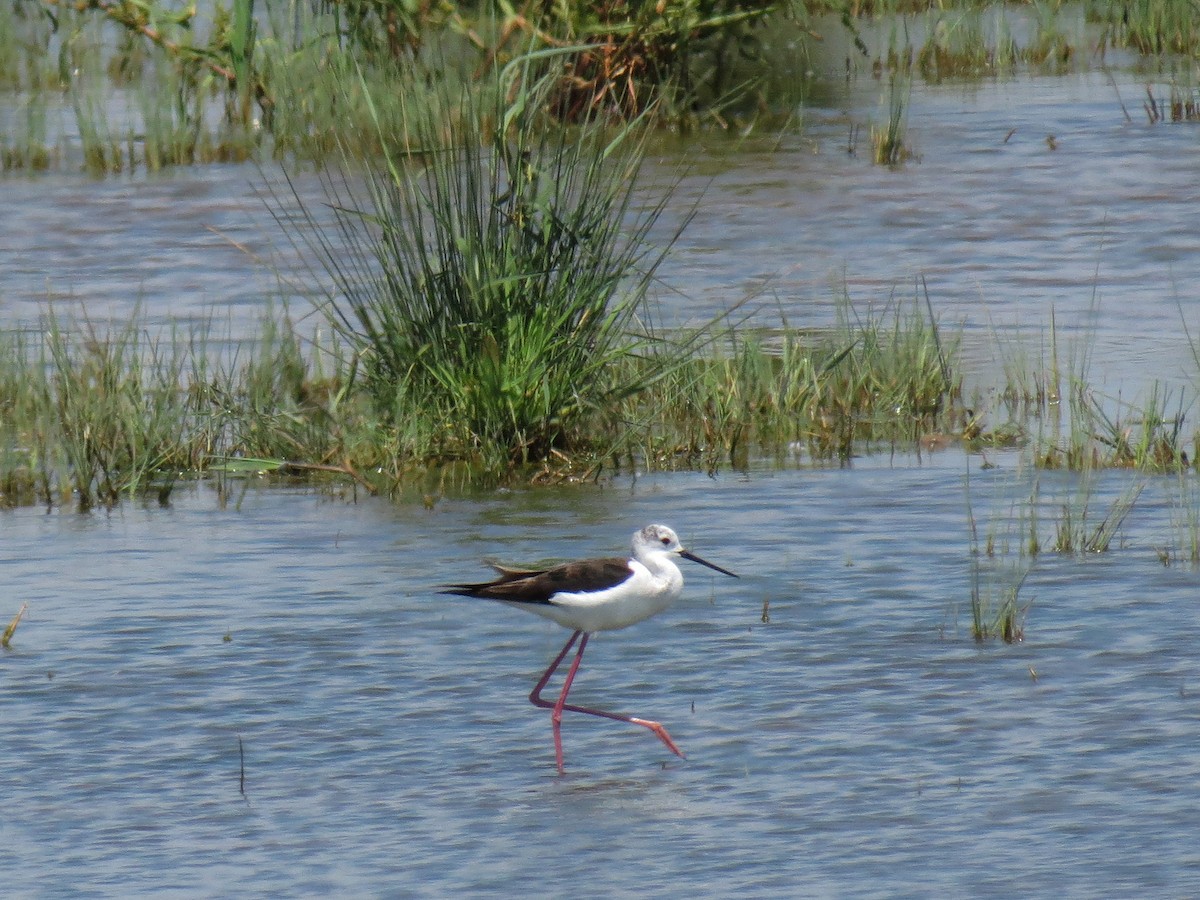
top-left (661, 537), bottom-right (671, 545)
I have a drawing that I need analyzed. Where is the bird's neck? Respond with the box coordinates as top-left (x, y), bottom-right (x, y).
top-left (639, 554), bottom-right (682, 588)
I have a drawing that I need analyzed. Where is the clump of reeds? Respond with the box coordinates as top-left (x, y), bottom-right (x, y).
top-left (478, 0), bottom-right (786, 124)
top-left (962, 452), bottom-right (1145, 645)
top-left (1023, 380), bottom-right (1191, 474)
top-left (865, 3), bottom-right (1080, 83)
top-left (0, 308), bottom-right (365, 510)
top-left (1163, 470), bottom-right (1200, 567)
top-left (988, 310), bottom-right (1191, 475)
top-left (1094, 0), bottom-right (1200, 56)
top-left (42, 314), bottom-right (196, 509)
top-left (1045, 473), bottom-right (1143, 554)
top-left (613, 290), bottom-right (964, 470)
top-left (284, 60), bottom-right (691, 474)
top-left (612, 328), bottom-right (854, 472)
top-left (1144, 83), bottom-right (1200, 124)
top-left (966, 476), bottom-right (1032, 644)
top-left (961, 451), bottom-right (1152, 642)
top-left (870, 73), bottom-right (914, 165)
top-left (913, 10), bottom-right (1012, 78)
top-left (969, 566), bottom-right (1029, 643)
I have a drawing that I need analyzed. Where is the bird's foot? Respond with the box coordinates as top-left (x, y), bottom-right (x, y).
top-left (630, 717), bottom-right (686, 758)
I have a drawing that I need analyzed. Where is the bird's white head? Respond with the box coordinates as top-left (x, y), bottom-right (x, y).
top-left (632, 524), bottom-right (739, 578)
top-left (634, 524), bottom-right (683, 557)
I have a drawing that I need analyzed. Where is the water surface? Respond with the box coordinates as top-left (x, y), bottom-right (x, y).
top-left (4, 39), bottom-right (1200, 897)
top-left (3, 461), bottom-right (1200, 894)
top-left (4, 68), bottom-right (1199, 396)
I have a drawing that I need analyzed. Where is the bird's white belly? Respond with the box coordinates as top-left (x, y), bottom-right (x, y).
top-left (529, 566), bottom-right (681, 633)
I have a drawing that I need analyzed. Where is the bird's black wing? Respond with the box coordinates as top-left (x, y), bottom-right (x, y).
top-left (440, 557), bottom-right (633, 605)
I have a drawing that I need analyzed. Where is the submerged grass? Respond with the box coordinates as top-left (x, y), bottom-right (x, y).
top-left (43, 314), bottom-right (193, 509)
top-left (1034, 470), bottom-right (1144, 555)
top-left (1091, 0), bottom-right (1200, 56)
top-left (965, 465), bottom-right (1032, 644)
top-left (859, 1), bottom-right (1082, 82)
top-left (965, 467), bottom-right (1151, 643)
top-left (0, 310), bottom-right (360, 509)
top-left (33, 211), bottom-right (1198, 516)
top-left (610, 288), bottom-right (962, 471)
top-left (5, 0), bottom-right (1200, 175)
top-left (0, 1), bottom-right (427, 173)
top-left (984, 308), bottom-right (1192, 476)
top-left (870, 72), bottom-right (913, 165)
top-left (1, 0), bottom-right (807, 175)
top-left (1163, 470), bottom-right (1200, 566)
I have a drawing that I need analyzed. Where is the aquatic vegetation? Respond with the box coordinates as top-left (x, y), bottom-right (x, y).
top-left (0, 289), bottom-right (969, 507)
top-left (282, 64), bottom-right (694, 473)
top-left (0, 97), bottom-right (53, 171)
top-left (0, 316), bottom-right (182, 509)
top-left (483, 0), bottom-right (791, 123)
top-left (1144, 82), bottom-right (1200, 124)
top-left (1162, 470), bottom-right (1200, 566)
top-left (6, 0), bottom-right (1200, 176)
top-left (1, 601), bottom-right (26, 649)
top-left (964, 468), bottom-right (1138, 645)
top-left (1044, 473), bottom-right (1143, 554)
top-left (13, 0), bottom-right (1198, 177)
top-left (969, 563), bottom-right (1029, 644)
top-left (617, 327), bottom-right (859, 470)
top-left (616, 290), bottom-right (964, 469)
top-left (0, 0), bottom-right (805, 175)
top-left (850, 1), bottom-right (1086, 81)
top-left (965, 471), bottom-right (1032, 643)
top-left (870, 72), bottom-right (913, 165)
top-left (963, 443), bottom-right (1146, 643)
top-left (1, 0), bottom-right (409, 171)
top-left (0, 0), bottom-right (269, 172)
top-left (912, 9), bottom-right (1019, 79)
top-left (0, 309), bottom-right (369, 509)
top-left (985, 309), bottom-right (1191, 475)
top-left (1090, 0), bottom-right (1200, 56)
top-left (43, 314), bottom-right (198, 510)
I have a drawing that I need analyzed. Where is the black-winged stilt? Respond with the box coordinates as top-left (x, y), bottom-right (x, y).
top-left (442, 524), bottom-right (738, 773)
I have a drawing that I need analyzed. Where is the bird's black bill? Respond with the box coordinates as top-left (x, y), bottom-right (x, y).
top-left (680, 550), bottom-right (739, 578)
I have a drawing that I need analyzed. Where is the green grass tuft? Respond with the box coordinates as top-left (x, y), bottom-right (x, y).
top-left (283, 61), bottom-right (690, 473)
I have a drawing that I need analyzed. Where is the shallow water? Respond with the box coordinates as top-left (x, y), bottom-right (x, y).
top-left (667, 68), bottom-right (1200, 395)
top-left (5, 36), bottom-right (1200, 895)
top-left (3, 460), bottom-right (1200, 894)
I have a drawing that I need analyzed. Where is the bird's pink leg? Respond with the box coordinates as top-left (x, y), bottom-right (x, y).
top-left (548, 632), bottom-right (589, 773)
top-left (528, 630), bottom-right (582, 708)
top-left (529, 631), bottom-right (685, 773)
top-left (528, 630), bottom-right (582, 773)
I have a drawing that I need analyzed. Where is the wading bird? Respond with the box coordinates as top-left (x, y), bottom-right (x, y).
top-left (442, 524), bottom-right (738, 773)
